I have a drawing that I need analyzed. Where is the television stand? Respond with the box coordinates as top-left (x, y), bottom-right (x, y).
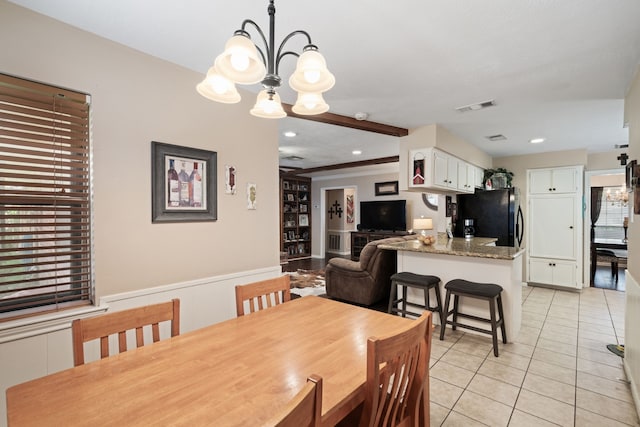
top-left (351, 230), bottom-right (410, 261)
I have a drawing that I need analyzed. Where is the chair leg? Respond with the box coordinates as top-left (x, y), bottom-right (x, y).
top-left (387, 281), bottom-right (397, 314)
top-left (401, 285), bottom-right (408, 318)
top-left (433, 284), bottom-right (445, 327)
top-left (489, 297), bottom-right (499, 357)
top-left (452, 295), bottom-right (459, 331)
top-left (497, 295), bottom-right (507, 344)
top-left (440, 290), bottom-right (451, 340)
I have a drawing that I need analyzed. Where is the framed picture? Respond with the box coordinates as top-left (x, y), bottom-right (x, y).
top-left (626, 160), bottom-right (636, 191)
top-left (375, 181), bottom-right (399, 196)
top-left (247, 183), bottom-right (257, 209)
top-left (299, 214), bottom-right (309, 226)
top-left (287, 193), bottom-right (295, 201)
top-left (151, 141), bottom-right (217, 223)
top-left (288, 230), bottom-right (296, 240)
top-left (299, 204), bottom-right (308, 213)
top-left (225, 165), bottom-right (236, 195)
top-left (282, 181), bottom-right (290, 190)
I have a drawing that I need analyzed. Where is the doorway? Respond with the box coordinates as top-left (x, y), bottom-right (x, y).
top-left (319, 185), bottom-right (357, 257)
top-left (584, 169), bottom-right (628, 290)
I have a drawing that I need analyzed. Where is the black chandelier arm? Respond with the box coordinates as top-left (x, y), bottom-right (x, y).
top-left (275, 51), bottom-right (300, 74)
top-left (238, 19), bottom-right (270, 66)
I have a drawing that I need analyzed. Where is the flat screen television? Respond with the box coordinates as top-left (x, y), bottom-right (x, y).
top-left (359, 200), bottom-right (407, 232)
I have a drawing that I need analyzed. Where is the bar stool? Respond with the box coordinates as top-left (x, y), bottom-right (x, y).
top-left (439, 279), bottom-right (506, 357)
top-left (388, 272), bottom-right (444, 325)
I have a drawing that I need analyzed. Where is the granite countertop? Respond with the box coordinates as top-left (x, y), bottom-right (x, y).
top-left (378, 234), bottom-right (525, 260)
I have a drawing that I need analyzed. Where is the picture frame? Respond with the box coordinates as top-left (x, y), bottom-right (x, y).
top-left (247, 182), bottom-right (257, 210)
top-left (299, 204), bottom-right (308, 213)
top-left (287, 230), bottom-right (296, 240)
top-left (151, 141), bottom-right (217, 223)
top-left (287, 193), bottom-right (295, 201)
top-left (282, 181), bottom-right (290, 190)
top-left (299, 214), bottom-right (309, 226)
top-left (375, 181), bottom-right (399, 196)
top-left (626, 160), bottom-right (636, 191)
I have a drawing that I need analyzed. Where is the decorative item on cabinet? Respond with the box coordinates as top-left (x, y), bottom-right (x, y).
top-left (483, 168), bottom-right (514, 189)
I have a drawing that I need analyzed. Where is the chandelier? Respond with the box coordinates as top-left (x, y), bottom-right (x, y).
top-left (606, 185), bottom-right (628, 206)
top-left (196, 0), bottom-right (335, 119)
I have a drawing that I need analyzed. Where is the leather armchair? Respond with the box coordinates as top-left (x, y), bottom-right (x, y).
top-left (325, 236), bottom-right (411, 306)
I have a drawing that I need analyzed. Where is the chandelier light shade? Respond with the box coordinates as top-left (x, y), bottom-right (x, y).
top-left (250, 90), bottom-right (287, 119)
top-left (292, 91), bottom-right (329, 115)
top-left (196, 67), bottom-right (241, 104)
top-left (196, 0), bottom-right (334, 119)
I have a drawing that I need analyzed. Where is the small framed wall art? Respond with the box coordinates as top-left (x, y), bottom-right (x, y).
top-left (375, 181), bottom-right (399, 196)
top-left (151, 141), bottom-right (217, 223)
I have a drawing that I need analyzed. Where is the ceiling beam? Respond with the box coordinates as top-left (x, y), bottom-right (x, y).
top-left (281, 155), bottom-right (399, 176)
top-left (281, 103), bottom-right (409, 137)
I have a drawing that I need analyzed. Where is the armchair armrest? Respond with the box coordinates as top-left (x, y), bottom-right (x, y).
top-left (327, 257), bottom-right (365, 273)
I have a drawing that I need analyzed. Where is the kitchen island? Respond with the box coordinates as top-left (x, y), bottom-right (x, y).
top-left (379, 235), bottom-right (525, 340)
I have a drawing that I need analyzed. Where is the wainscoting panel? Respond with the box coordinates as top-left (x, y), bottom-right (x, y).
top-left (0, 266), bottom-right (281, 426)
top-left (625, 270), bottom-right (640, 419)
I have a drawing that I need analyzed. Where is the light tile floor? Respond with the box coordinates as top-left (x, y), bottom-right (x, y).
top-left (430, 285), bottom-right (638, 426)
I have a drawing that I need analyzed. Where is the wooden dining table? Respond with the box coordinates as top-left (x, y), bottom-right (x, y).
top-left (6, 296), bottom-right (416, 426)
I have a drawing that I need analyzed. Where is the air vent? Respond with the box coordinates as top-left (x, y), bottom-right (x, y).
top-left (282, 155), bottom-right (304, 161)
top-left (615, 144), bottom-right (629, 149)
top-left (455, 99), bottom-right (496, 113)
top-left (485, 134), bottom-right (507, 142)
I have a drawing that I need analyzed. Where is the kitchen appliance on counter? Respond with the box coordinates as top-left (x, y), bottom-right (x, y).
top-left (454, 188), bottom-right (523, 247)
top-left (463, 219), bottom-right (475, 239)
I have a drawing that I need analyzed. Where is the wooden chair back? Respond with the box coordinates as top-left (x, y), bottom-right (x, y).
top-left (359, 311), bottom-right (432, 427)
top-left (235, 275), bottom-right (291, 316)
top-left (269, 374), bottom-right (323, 427)
top-left (72, 299), bottom-right (180, 366)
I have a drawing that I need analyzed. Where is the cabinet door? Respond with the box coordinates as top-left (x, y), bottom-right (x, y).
top-left (433, 150), bottom-right (450, 189)
top-left (529, 170), bottom-right (553, 194)
top-left (457, 162), bottom-right (474, 192)
top-left (474, 166), bottom-right (485, 189)
top-left (529, 258), bottom-right (554, 284)
top-left (529, 196), bottom-right (576, 259)
top-left (552, 260), bottom-right (576, 287)
top-left (551, 168), bottom-right (577, 193)
top-left (446, 155), bottom-right (458, 189)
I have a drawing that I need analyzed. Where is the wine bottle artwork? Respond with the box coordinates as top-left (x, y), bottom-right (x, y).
top-left (189, 162), bottom-right (202, 207)
top-left (178, 161), bottom-right (190, 207)
top-left (167, 159), bottom-right (180, 207)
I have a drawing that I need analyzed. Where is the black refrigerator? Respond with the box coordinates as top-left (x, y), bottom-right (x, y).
top-left (454, 188), bottom-right (524, 248)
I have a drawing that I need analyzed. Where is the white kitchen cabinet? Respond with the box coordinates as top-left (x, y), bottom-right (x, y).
top-left (528, 258), bottom-right (576, 287)
top-left (474, 165), bottom-right (485, 189)
top-left (457, 161), bottom-right (475, 192)
top-left (526, 165), bottom-right (583, 289)
top-left (409, 147), bottom-right (476, 193)
top-left (529, 167), bottom-right (578, 194)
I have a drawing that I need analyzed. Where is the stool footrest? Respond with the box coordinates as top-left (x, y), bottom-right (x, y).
top-left (447, 311), bottom-right (504, 326)
top-left (444, 321), bottom-right (494, 336)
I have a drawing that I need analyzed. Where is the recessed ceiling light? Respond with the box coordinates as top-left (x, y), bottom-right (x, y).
top-left (352, 150), bottom-right (362, 155)
top-left (529, 138), bottom-right (545, 144)
top-left (283, 131), bottom-right (297, 137)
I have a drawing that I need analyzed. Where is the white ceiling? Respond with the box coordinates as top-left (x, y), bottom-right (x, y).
top-left (10, 0), bottom-right (640, 170)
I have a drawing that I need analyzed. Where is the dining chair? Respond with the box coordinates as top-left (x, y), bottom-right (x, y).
top-left (71, 298), bottom-right (180, 366)
top-left (359, 311), bottom-right (432, 427)
top-left (235, 275), bottom-right (291, 316)
top-left (267, 374), bottom-right (323, 427)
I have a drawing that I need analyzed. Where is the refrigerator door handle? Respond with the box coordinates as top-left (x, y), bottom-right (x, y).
top-left (516, 205), bottom-right (524, 246)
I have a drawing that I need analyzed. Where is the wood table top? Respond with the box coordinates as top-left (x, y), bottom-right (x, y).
top-left (6, 296), bottom-right (413, 427)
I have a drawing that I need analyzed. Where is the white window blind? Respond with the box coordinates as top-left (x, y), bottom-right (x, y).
top-left (0, 73), bottom-right (93, 317)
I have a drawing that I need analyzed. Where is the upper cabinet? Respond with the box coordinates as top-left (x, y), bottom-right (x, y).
top-left (409, 147), bottom-right (482, 194)
top-left (529, 167), bottom-right (578, 194)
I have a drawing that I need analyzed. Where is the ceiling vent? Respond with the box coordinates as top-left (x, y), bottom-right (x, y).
top-left (485, 134), bottom-right (507, 142)
top-left (282, 155), bottom-right (304, 161)
top-left (455, 99), bottom-right (496, 113)
top-left (615, 144), bottom-right (629, 149)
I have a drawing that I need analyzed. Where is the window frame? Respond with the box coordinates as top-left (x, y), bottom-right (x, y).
top-left (0, 73), bottom-right (94, 320)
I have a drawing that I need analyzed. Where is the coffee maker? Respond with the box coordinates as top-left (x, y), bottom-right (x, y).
top-left (463, 219), bottom-right (475, 239)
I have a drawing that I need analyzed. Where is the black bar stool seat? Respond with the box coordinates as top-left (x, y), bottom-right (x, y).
top-left (388, 272), bottom-right (444, 325)
top-left (439, 279), bottom-right (506, 357)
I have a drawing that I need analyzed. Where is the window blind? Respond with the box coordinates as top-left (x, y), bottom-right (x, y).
top-left (0, 73), bottom-right (93, 317)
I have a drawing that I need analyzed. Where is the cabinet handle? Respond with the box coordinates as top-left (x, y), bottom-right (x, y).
top-left (569, 226), bottom-right (573, 229)
top-left (553, 187), bottom-right (556, 191)
top-left (549, 188), bottom-right (553, 192)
